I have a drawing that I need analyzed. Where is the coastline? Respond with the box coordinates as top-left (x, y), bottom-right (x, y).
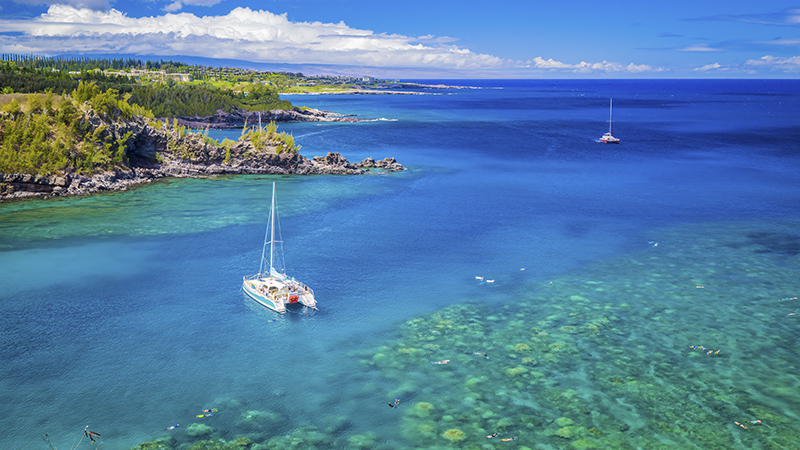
top-left (0, 154), bottom-right (404, 202)
top-left (173, 105), bottom-right (376, 129)
top-left (281, 89), bottom-right (437, 96)
top-left (0, 109), bottom-right (404, 202)
top-left (280, 82), bottom-right (485, 96)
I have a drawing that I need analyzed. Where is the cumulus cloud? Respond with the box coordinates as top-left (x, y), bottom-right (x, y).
top-left (525, 57), bottom-right (665, 73)
top-left (693, 62), bottom-right (723, 72)
top-left (0, 5), bottom-right (665, 75)
top-left (744, 55), bottom-right (800, 71)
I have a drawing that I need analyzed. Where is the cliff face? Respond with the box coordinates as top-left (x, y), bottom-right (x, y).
top-left (0, 110), bottom-right (404, 201)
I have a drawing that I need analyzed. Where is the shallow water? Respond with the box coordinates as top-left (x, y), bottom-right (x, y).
top-left (1, 80), bottom-right (799, 450)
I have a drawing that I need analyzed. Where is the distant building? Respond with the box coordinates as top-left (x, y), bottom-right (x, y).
top-left (103, 69), bottom-right (191, 82)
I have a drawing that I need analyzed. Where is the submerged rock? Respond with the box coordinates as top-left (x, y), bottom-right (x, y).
top-left (237, 410), bottom-right (281, 430)
top-left (441, 428), bottom-right (466, 442)
top-left (186, 422), bottom-right (214, 437)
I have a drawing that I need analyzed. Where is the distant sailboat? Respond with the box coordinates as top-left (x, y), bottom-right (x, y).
top-left (242, 182), bottom-right (317, 313)
top-left (599, 98), bottom-right (620, 144)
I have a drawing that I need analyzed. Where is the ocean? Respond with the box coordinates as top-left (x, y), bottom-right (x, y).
top-left (1, 79), bottom-right (799, 450)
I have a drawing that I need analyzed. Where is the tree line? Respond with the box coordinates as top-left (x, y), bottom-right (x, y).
top-left (0, 80), bottom-right (300, 178)
top-left (0, 62), bottom-right (292, 118)
top-left (0, 54), bottom-right (190, 72)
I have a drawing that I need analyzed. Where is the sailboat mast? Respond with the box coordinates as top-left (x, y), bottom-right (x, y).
top-left (608, 98), bottom-right (613, 134)
top-left (269, 182), bottom-right (276, 274)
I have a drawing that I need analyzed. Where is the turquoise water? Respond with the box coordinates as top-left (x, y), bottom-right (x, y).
top-left (1, 80), bottom-right (799, 450)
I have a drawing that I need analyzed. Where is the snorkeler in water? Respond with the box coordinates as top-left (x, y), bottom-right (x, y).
top-left (84, 426), bottom-right (101, 444)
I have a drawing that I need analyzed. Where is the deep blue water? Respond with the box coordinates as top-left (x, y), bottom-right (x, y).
top-left (1, 79), bottom-right (799, 450)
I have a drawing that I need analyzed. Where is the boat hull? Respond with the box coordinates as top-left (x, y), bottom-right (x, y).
top-left (242, 274), bottom-right (317, 313)
top-left (242, 280), bottom-right (286, 313)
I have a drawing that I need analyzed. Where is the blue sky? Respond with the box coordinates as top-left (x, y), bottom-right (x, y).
top-left (1, 0), bottom-right (799, 78)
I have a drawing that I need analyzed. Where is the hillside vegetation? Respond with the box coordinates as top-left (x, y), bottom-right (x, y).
top-left (0, 62), bottom-right (291, 118)
top-left (0, 82), bottom-right (300, 177)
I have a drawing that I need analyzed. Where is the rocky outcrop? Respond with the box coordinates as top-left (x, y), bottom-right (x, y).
top-left (355, 157), bottom-right (404, 172)
top-left (0, 110), bottom-right (404, 201)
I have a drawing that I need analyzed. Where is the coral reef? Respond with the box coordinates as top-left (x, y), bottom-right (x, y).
top-left (441, 428), bottom-right (465, 442)
top-left (237, 410), bottom-right (281, 431)
top-left (126, 220), bottom-right (800, 450)
top-left (186, 423), bottom-right (214, 438)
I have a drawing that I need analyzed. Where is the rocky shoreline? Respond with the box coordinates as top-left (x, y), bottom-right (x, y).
top-left (0, 109), bottom-right (404, 202)
top-left (174, 105), bottom-right (370, 129)
top-left (0, 154), bottom-right (403, 201)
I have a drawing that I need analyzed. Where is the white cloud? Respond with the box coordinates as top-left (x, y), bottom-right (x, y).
top-left (0, 5), bottom-right (665, 75)
top-left (163, 1), bottom-right (183, 13)
top-left (761, 38), bottom-right (800, 48)
top-left (526, 57), bottom-right (664, 73)
top-left (788, 9), bottom-right (800, 24)
top-left (744, 55), bottom-right (800, 72)
top-left (678, 44), bottom-right (723, 52)
top-left (626, 62), bottom-right (665, 73)
top-left (693, 62), bottom-right (723, 71)
top-left (163, 0), bottom-right (224, 12)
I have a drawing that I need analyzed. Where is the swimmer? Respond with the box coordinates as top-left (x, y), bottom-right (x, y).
top-left (473, 352), bottom-right (489, 359)
top-left (690, 345), bottom-right (720, 355)
top-left (84, 426), bottom-right (101, 444)
top-left (387, 402), bottom-right (396, 408)
top-left (734, 421), bottom-right (747, 429)
top-left (196, 414), bottom-right (213, 418)
top-left (486, 433), bottom-right (499, 439)
top-left (203, 408), bottom-right (218, 413)
top-left (394, 398), bottom-right (400, 406)
top-left (432, 359), bottom-right (451, 365)
top-left (750, 419), bottom-right (762, 425)
top-left (501, 437), bottom-right (517, 441)
top-left (166, 424), bottom-right (180, 430)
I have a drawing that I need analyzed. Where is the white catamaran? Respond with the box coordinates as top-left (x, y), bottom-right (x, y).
top-left (242, 182), bottom-right (317, 313)
top-left (599, 98), bottom-right (621, 144)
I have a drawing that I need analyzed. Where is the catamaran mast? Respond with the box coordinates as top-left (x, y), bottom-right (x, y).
top-left (258, 182), bottom-right (277, 277)
top-left (608, 98), bottom-right (614, 134)
top-left (269, 181), bottom-right (276, 274)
